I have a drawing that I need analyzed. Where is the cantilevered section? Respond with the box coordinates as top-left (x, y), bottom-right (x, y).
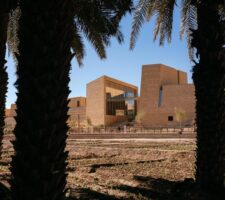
top-left (86, 76), bottom-right (138, 126)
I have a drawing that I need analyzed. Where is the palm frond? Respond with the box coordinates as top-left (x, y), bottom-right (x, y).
top-left (78, 18), bottom-right (107, 59)
top-left (146, 1), bottom-right (157, 21)
top-left (130, 0), bottom-right (156, 50)
top-left (180, 0), bottom-right (192, 39)
top-left (7, 6), bottom-right (20, 61)
top-left (71, 25), bottom-right (85, 66)
top-left (72, 0), bottom-right (132, 61)
top-left (6, 0), bottom-right (132, 64)
top-left (153, 0), bottom-right (176, 45)
top-left (180, 0), bottom-right (197, 60)
top-left (131, 0), bottom-right (201, 60)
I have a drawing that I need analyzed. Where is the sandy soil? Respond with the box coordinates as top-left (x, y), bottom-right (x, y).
top-left (0, 138), bottom-right (197, 199)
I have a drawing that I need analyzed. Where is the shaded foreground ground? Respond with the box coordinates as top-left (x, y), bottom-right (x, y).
top-left (0, 137), bottom-right (224, 199)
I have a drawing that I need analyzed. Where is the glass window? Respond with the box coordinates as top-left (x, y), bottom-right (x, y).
top-left (105, 81), bottom-right (137, 121)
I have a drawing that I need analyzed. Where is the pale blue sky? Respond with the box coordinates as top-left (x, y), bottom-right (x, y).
top-left (5, 6), bottom-right (193, 108)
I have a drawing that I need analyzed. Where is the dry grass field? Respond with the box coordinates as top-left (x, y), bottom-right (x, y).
top-left (1, 137), bottom-right (217, 199)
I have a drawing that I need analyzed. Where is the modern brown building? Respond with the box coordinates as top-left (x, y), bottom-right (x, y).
top-left (4, 64), bottom-right (195, 129)
top-left (137, 64), bottom-right (195, 128)
top-left (86, 76), bottom-right (138, 126)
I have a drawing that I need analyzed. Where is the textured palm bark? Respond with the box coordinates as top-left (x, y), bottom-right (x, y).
top-left (192, 1), bottom-right (225, 192)
top-left (0, 12), bottom-right (9, 160)
top-left (11, 1), bottom-right (74, 199)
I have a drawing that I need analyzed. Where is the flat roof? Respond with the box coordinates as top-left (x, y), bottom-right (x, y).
top-left (68, 96), bottom-right (86, 100)
top-left (142, 63), bottom-right (186, 74)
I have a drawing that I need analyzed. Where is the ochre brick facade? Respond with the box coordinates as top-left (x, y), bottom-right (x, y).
top-left (138, 64), bottom-right (195, 128)
top-left (4, 104), bottom-right (17, 129)
top-left (86, 77), bottom-right (105, 126)
top-left (67, 97), bottom-right (86, 129)
top-left (86, 76), bottom-right (138, 126)
top-left (5, 64), bottom-right (195, 129)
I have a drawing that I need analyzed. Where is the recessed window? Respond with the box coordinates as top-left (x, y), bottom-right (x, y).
top-left (77, 100), bottom-right (80, 107)
top-left (168, 116), bottom-right (173, 121)
top-left (158, 86), bottom-right (163, 107)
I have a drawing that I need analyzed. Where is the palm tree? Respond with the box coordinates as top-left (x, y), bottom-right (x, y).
top-left (0, 1), bottom-right (17, 159)
top-left (72, 0), bottom-right (132, 65)
top-left (130, 0), bottom-right (225, 193)
top-left (10, 1), bottom-right (132, 199)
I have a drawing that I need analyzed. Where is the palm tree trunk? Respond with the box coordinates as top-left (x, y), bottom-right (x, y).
top-left (192, 1), bottom-right (225, 192)
top-left (11, 1), bottom-right (74, 199)
top-left (0, 12), bottom-right (9, 160)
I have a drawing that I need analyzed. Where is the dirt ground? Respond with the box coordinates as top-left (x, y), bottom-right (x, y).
top-left (66, 139), bottom-right (196, 199)
top-left (1, 138), bottom-right (198, 199)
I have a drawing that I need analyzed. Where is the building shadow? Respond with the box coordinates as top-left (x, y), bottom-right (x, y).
top-left (68, 188), bottom-right (119, 200)
top-left (89, 159), bottom-right (166, 173)
top-left (112, 177), bottom-right (175, 200)
top-left (113, 175), bottom-right (225, 200)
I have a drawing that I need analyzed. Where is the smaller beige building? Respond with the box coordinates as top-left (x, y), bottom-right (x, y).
top-left (5, 98), bottom-right (88, 130)
top-left (5, 104), bottom-right (17, 129)
top-left (67, 97), bottom-right (86, 129)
